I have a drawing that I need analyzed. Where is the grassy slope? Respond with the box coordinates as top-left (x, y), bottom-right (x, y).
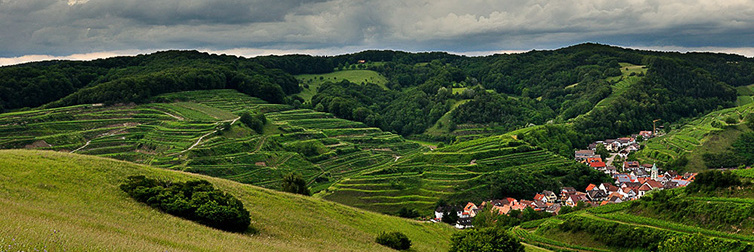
top-left (424, 99), bottom-right (469, 135)
top-left (736, 84), bottom-right (754, 106)
top-left (296, 70), bottom-right (389, 102)
top-left (0, 89), bottom-right (420, 193)
top-left (576, 63), bottom-right (645, 121)
top-left (515, 199), bottom-right (754, 252)
top-left (0, 150), bottom-right (454, 251)
top-left (633, 102), bottom-right (754, 170)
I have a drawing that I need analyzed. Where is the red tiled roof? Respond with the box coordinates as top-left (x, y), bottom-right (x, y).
top-left (586, 184), bottom-right (597, 191)
top-left (646, 180), bottom-right (664, 189)
top-left (590, 162), bottom-right (607, 168)
top-left (638, 184), bottom-right (652, 191)
top-left (587, 157), bottom-right (603, 163)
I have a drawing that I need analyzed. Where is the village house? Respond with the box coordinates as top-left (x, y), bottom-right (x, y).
top-left (639, 131), bottom-right (653, 139)
top-left (542, 190), bottom-right (558, 203)
top-left (560, 187), bottom-right (577, 202)
top-left (566, 194), bottom-right (589, 207)
top-left (617, 137), bottom-right (635, 147)
top-left (585, 183), bottom-right (597, 191)
top-left (463, 202), bottom-right (479, 217)
top-left (599, 182), bottom-right (620, 194)
top-left (589, 161), bottom-right (607, 170)
top-left (546, 203), bottom-right (561, 214)
top-left (575, 150), bottom-right (596, 161)
top-left (587, 190), bottom-right (608, 202)
top-left (623, 161), bottom-right (640, 171)
top-left (434, 205), bottom-right (464, 220)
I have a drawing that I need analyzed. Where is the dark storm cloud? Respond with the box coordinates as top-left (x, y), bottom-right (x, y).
top-left (0, 0), bottom-right (753, 59)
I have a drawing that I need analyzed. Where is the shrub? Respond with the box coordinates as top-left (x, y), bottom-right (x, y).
top-left (449, 228), bottom-right (524, 252)
top-left (396, 207), bottom-right (420, 218)
top-left (375, 231), bottom-right (412, 250)
top-left (281, 172), bottom-right (311, 196)
top-left (240, 111), bottom-right (266, 134)
top-left (120, 175), bottom-right (251, 232)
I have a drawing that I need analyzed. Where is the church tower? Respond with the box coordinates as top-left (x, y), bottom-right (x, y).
top-left (651, 163), bottom-right (658, 181)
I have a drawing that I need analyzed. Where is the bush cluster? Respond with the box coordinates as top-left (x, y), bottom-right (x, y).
top-left (685, 170), bottom-right (743, 193)
top-left (240, 112), bottom-right (267, 134)
top-left (375, 231), bottom-right (411, 250)
top-left (558, 215), bottom-right (672, 250)
top-left (449, 228), bottom-right (524, 252)
top-left (120, 175), bottom-right (251, 232)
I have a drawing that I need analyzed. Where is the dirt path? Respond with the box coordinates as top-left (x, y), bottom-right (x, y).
top-left (277, 153), bottom-right (294, 167)
top-left (70, 140), bottom-right (92, 153)
top-left (605, 153), bottom-right (618, 167)
top-left (163, 112), bottom-right (184, 121)
top-left (251, 136), bottom-right (268, 154)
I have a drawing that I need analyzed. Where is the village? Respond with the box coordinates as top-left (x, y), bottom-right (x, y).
top-left (433, 130), bottom-right (698, 229)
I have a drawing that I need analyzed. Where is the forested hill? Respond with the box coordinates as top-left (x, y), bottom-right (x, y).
top-left (2, 44), bottom-right (753, 143)
top-left (0, 50), bottom-right (299, 110)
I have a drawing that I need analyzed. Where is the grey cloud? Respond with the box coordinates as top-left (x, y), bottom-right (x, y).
top-left (0, 0), bottom-right (753, 57)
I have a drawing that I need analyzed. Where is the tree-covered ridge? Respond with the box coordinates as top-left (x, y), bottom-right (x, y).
top-left (2, 43), bottom-right (753, 145)
top-left (307, 43), bottom-right (753, 141)
top-left (0, 50), bottom-right (298, 111)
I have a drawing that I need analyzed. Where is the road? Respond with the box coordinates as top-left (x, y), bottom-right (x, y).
top-left (605, 153), bottom-right (618, 167)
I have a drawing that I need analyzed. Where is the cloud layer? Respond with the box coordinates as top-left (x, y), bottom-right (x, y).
top-left (1, 0), bottom-right (753, 59)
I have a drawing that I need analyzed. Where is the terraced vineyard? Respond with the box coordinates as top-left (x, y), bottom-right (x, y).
top-left (0, 89), bottom-right (420, 193)
top-left (322, 134), bottom-right (587, 214)
top-left (633, 102), bottom-right (754, 169)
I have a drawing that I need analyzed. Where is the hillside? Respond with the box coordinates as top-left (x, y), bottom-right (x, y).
top-left (0, 150), bottom-right (454, 251)
top-left (0, 89), bottom-right (420, 193)
top-left (322, 134), bottom-right (610, 215)
top-left (513, 168), bottom-right (754, 251)
top-left (632, 102), bottom-right (754, 171)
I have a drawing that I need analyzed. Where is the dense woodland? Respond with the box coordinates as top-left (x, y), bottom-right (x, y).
top-left (2, 43), bottom-right (753, 151)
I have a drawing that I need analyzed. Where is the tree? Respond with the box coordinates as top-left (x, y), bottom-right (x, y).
top-left (595, 143), bottom-right (610, 158)
top-left (239, 111), bottom-right (266, 134)
top-left (397, 207), bottom-right (420, 218)
top-left (472, 204), bottom-right (498, 228)
top-left (375, 231), bottom-right (412, 250)
top-left (449, 228), bottom-right (524, 252)
top-left (281, 172), bottom-right (311, 196)
top-left (441, 207), bottom-right (459, 225)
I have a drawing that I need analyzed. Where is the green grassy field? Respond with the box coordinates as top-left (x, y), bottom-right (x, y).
top-left (632, 102), bottom-right (754, 170)
top-left (296, 70), bottom-right (389, 102)
top-left (0, 150), bottom-right (455, 251)
top-left (736, 84), bottom-right (754, 106)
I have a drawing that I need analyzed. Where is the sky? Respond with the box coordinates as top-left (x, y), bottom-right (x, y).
top-left (1, 0), bottom-right (753, 66)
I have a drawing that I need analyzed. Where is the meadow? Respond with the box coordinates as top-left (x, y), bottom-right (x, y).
top-left (0, 150), bottom-right (455, 251)
top-left (295, 70), bottom-right (389, 102)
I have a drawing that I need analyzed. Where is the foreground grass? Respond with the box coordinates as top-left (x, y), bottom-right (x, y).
top-left (0, 150), bottom-right (454, 251)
